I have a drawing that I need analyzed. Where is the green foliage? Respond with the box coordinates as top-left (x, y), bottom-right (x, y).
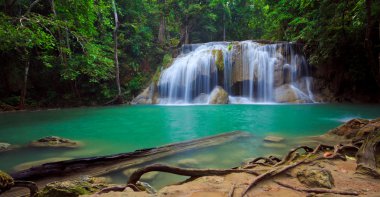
top-left (0, 0), bottom-right (379, 108)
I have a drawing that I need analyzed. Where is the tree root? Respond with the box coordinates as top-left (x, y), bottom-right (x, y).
top-left (228, 184), bottom-right (236, 197)
top-left (96, 184), bottom-right (141, 195)
top-left (274, 180), bottom-right (359, 196)
top-left (13, 181), bottom-right (39, 197)
top-left (274, 145), bottom-right (314, 167)
top-left (124, 142), bottom-right (364, 197)
top-left (249, 157), bottom-right (277, 165)
top-left (241, 154), bottom-right (322, 196)
top-left (242, 144), bottom-right (347, 196)
top-left (127, 163), bottom-right (259, 185)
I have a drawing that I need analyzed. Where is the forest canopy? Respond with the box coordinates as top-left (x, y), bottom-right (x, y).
top-left (0, 0), bottom-right (379, 109)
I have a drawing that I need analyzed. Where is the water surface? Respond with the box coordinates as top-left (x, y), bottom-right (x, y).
top-left (0, 104), bottom-right (379, 186)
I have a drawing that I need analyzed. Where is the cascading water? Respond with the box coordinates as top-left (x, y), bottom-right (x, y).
top-left (156, 41), bottom-right (315, 104)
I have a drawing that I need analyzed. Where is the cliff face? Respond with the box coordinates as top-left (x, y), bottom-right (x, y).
top-left (312, 61), bottom-right (380, 103)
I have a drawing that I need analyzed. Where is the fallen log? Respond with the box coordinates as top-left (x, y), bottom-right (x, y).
top-left (6, 131), bottom-right (249, 196)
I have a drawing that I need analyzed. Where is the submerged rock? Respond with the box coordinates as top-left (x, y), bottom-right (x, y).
top-left (208, 86), bottom-right (229, 104)
top-left (122, 168), bottom-right (138, 176)
top-left (0, 143), bottom-right (11, 152)
top-left (0, 170), bottom-right (14, 192)
top-left (296, 167), bottom-right (334, 189)
top-left (177, 158), bottom-right (200, 168)
top-left (141, 171), bottom-right (159, 181)
top-left (30, 136), bottom-right (80, 148)
top-left (136, 181), bottom-right (157, 194)
top-left (264, 136), bottom-right (284, 143)
top-left (262, 143), bottom-right (287, 149)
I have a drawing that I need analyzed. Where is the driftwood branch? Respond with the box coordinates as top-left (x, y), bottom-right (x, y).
top-left (274, 180), bottom-right (359, 196)
top-left (127, 163), bottom-right (259, 185)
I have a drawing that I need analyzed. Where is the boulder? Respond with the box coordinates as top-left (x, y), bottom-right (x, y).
top-left (327, 118), bottom-right (370, 139)
top-left (274, 84), bottom-right (313, 103)
top-left (38, 177), bottom-right (108, 197)
top-left (208, 86), bottom-right (229, 104)
top-left (30, 136), bottom-right (80, 148)
top-left (264, 136), bottom-right (284, 143)
top-left (296, 168), bottom-right (334, 189)
top-left (0, 143), bottom-right (11, 152)
top-left (0, 170), bottom-right (14, 192)
top-left (274, 84), bottom-right (299, 103)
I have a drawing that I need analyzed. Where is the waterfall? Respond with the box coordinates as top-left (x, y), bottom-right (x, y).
top-left (157, 41), bottom-right (315, 104)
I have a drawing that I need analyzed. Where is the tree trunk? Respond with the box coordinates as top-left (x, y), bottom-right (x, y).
top-left (19, 55), bottom-right (29, 110)
top-left (51, 0), bottom-right (66, 66)
top-left (158, 15), bottom-right (166, 44)
top-left (185, 24), bottom-right (189, 44)
top-left (223, 12), bottom-right (226, 41)
top-left (365, 0), bottom-right (380, 87)
top-left (112, 0), bottom-right (123, 102)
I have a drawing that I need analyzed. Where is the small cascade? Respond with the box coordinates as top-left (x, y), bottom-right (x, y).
top-left (155, 41), bottom-right (315, 104)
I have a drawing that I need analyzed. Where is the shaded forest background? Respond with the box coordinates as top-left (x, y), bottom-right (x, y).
top-left (0, 0), bottom-right (379, 109)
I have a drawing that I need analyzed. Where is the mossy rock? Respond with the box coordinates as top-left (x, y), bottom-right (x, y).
top-left (212, 49), bottom-right (224, 71)
top-left (0, 171), bottom-right (14, 192)
top-left (30, 136), bottom-right (80, 148)
top-left (38, 180), bottom-right (102, 197)
top-left (297, 167), bottom-right (335, 189)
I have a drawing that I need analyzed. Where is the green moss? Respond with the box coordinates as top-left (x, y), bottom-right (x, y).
top-left (227, 43), bottom-right (233, 51)
top-left (38, 181), bottom-right (96, 197)
top-left (212, 50), bottom-right (224, 71)
top-left (162, 54), bottom-right (173, 68)
top-left (152, 67), bottom-right (162, 84)
top-left (0, 170), bottom-right (14, 190)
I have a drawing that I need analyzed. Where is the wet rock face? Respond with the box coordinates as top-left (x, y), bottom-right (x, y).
top-left (296, 168), bottom-right (335, 189)
top-left (208, 86), bottom-right (229, 104)
top-left (30, 136), bottom-right (80, 148)
top-left (131, 83), bottom-right (158, 105)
